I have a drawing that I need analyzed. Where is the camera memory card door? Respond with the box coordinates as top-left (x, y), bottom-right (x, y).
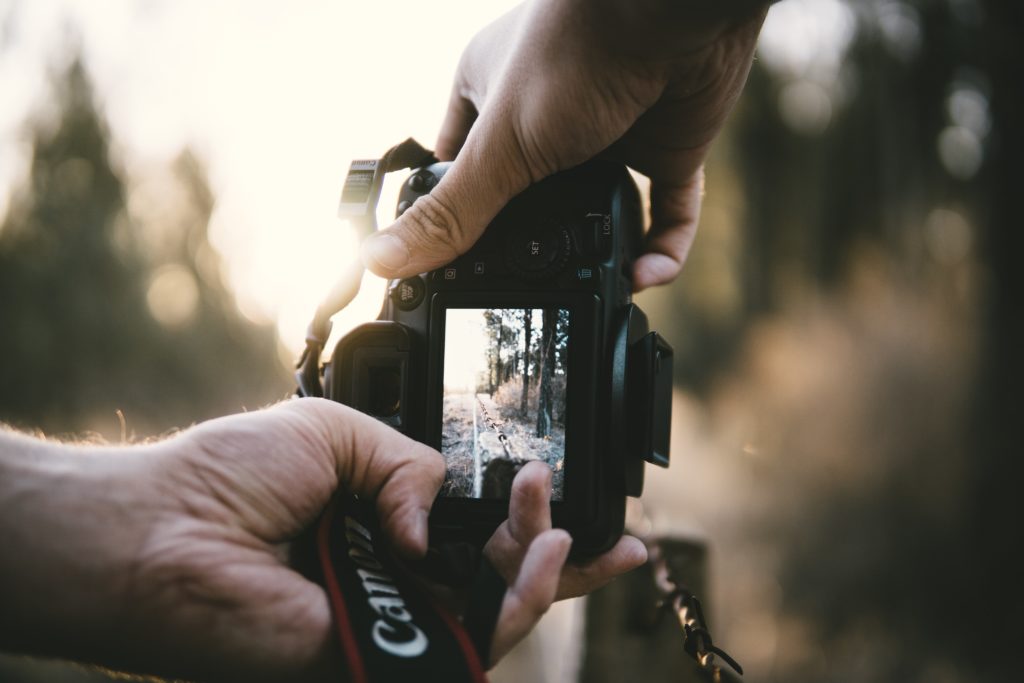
top-left (610, 304), bottom-right (674, 498)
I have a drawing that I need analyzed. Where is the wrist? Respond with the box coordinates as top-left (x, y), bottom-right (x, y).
top-left (0, 431), bottom-right (162, 664)
top-left (588, 0), bottom-right (770, 55)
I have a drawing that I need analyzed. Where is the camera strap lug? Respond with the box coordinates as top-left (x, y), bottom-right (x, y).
top-left (296, 139), bottom-right (438, 398)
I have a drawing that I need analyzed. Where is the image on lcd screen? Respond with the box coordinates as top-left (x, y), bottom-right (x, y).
top-left (441, 308), bottom-right (570, 501)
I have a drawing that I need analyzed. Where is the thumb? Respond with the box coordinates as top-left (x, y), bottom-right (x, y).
top-left (282, 398), bottom-right (445, 558)
top-left (360, 113), bottom-right (534, 280)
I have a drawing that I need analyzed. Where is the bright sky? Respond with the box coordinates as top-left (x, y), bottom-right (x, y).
top-left (0, 0), bottom-right (852, 355)
top-left (443, 309), bottom-right (490, 393)
top-left (0, 0), bottom-right (519, 352)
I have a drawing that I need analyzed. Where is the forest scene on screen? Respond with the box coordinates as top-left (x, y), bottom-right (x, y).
top-left (441, 308), bottom-right (570, 500)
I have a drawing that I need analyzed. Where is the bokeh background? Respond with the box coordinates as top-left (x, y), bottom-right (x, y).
top-left (0, 1), bottom-right (1019, 681)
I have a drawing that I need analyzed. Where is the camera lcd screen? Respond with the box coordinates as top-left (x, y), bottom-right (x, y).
top-left (441, 307), bottom-right (570, 501)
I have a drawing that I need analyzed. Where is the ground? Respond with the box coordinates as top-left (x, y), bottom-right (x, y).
top-left (440, 391), bottom-right (565, 499)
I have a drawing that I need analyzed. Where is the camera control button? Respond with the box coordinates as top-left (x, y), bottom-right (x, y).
top-left (389, 277), bottom-right (425, 311)
top-left (557, 263), bottom-right (601, 289)
top-left (576, 265), bottom-right (596, 281)
top-left (585, 212), bottom-right (614, 261)
top-left (408, 172), bottom-right (438, 193)
top-left (508, 226), bottom-right (572, 277)
top-left (397, 200), bottom-right (412, 216)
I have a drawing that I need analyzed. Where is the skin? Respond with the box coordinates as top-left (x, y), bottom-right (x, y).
top-left (361, 0), bottom-right (769, 291)
top-left (0, 400), bottom-right (644, 681)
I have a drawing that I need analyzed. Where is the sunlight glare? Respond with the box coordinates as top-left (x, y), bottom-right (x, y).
top-left (759, 0), bottom-right (856, 82)
top-left (0, 0), bottom-right (521, 358)
top-left (443, 309), bottom-right (490, 393)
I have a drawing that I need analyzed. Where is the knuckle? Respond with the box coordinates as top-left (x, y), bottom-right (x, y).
top-left (520, 587), bottom-right (553, 620)
top-left (569, 559), bottom-right (604, 587)
top-left (401, 194), bottom-right (466, 260)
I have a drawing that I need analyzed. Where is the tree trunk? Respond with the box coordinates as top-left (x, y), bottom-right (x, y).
top-left (535, 309), bottom-right (556, 438)
top-left (495, 321), bottom-right (504, 394)
top-left (520, 309), bottom-right (531, 415)
top-left (966, 4), bottom-right (1024, 676)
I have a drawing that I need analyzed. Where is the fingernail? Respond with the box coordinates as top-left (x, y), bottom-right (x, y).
top-left (363, 234), bottom-right (409, 272)
top-left (554, 530), bottom-right (573, 555)
top-left (400, 510), bottom-right (429, 558)
top-left (626, 538), bottom-right (648, 565)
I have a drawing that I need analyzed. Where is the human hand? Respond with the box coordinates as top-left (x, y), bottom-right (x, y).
top-left (483, 461), bottom-right (647, 665)
top-left (0, 399), bottom-right (444, 681)
top-left (0, 400), bottom-right (643, 680)
top-left (361, 0), bottom-right (768, 291)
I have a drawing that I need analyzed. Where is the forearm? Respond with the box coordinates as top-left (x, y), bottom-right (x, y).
top-left (0, 430), bottom-right (158, 663)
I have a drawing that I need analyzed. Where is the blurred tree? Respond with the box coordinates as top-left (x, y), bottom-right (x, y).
top-left (520, 307), bottom-right (532, 415)
top-left (535, 308), bottom-right (556, 438)
top-left (652, 1), bottom-right (988, 393)
top-left (729, 3), bottom-right (1015, 681)
top-left (968, 1), bottom-right (1024, 679)
top-left (0, 56), bottom-right (289, 438)
top-left (633, 2), bottom-right (1016, 681)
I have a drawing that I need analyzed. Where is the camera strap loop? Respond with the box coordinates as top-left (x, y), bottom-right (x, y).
top-left (296, 139), bottom-right (438, 398)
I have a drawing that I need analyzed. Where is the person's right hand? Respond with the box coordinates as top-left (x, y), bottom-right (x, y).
top-left (484, 461), bottom-right (647, 665)
top-left (362, 0), bottom-right (769, 291)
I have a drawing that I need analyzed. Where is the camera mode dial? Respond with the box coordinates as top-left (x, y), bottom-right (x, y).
top-left (505, 221), bottom-right (573, 280)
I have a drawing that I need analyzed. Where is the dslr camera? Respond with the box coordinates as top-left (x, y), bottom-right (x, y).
top-left (319, 157), bottom-right (672, 556)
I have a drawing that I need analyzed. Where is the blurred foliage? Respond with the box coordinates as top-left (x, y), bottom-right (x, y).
top-left (0, 58), bottom-right (290, 439)
top-left (0, 1), bottom-right (1021, 683)
top-left (633, 2), bottom-right (1022, 682)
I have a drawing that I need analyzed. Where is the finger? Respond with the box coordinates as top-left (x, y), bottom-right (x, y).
top-left (632, 167), bottom-right (704, 292)
top-left (489, 529), bottom-right (572, 666)
top-left (556, 535), bottom-right (648, 600)
top-left (360, 108), bottom-right (534, 280)
top-left (506, 461), bottom-right (553, 544)
top-left (280, 398), bottom-right (445, 558)
top-left (481, 461), bottom-right (553, 583)
top-left (435, 82), bottom-right (477, 161)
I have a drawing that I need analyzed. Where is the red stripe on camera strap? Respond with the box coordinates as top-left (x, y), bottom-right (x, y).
top-left (316, 505), bottom-right (369, 683)
top-left (315, 495), bottom-right (488, 683)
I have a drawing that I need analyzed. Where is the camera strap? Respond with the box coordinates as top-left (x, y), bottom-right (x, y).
top-left (296, 138), bottom-right (438, 397)
top-left (295, 140), bottom-right (510, 680)
top-left (314, 493), bottom-right (490, 683)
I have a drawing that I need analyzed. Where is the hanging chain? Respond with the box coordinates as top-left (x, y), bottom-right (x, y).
top-left (476, 396), bottom-right (514, 458)
top-left (627, 501), bottom-right (744, 681)
top-left (647, 541), bottom-right (744, 680)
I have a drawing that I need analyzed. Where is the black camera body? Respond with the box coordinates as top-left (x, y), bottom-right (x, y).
top-left (324, 160), bottom-right (672, 556)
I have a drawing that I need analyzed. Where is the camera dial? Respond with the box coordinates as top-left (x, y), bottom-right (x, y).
top-left (505, 219), bottom-right (573, 279)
